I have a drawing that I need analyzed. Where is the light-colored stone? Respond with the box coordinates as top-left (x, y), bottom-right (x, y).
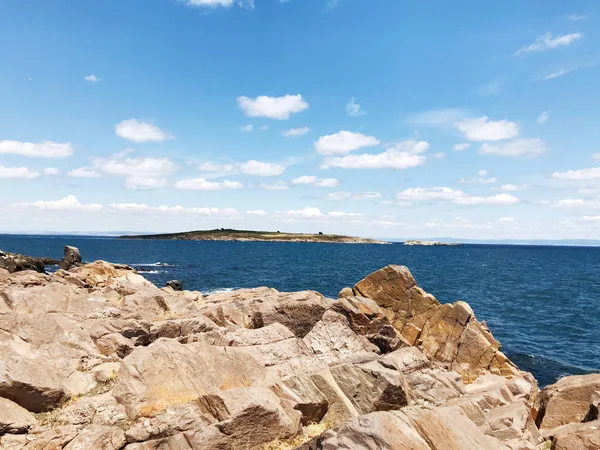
top-left (536, 374), bottom-right (600, 429)
top-left (0, 397), bottom-right (37, 434)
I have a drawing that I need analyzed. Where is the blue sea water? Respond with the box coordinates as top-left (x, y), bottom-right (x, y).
top-left (1, 234), bottom-right (598, 387)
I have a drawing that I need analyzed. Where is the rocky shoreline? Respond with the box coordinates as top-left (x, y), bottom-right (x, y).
top-left (403, 240), bottom-right (462, 246)
top-left (0, 247), bottom-right (597, 449)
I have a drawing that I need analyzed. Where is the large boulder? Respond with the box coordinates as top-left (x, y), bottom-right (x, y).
top-left (112, 339), bottom-right (266, 419)
top-left (536, 374), bottom-right (600, 429)
top-left (60, 245), bottom-right (82, 271)
top-left (0, 250), bottom-right (58, 274)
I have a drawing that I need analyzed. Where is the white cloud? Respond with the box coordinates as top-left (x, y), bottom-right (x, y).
top-left (174, 178), bottom-right (243, 190)
top-left (434, 152), bottom-right (445, 159)
top-left (345, 97), bottom-right (365, 117)
top-left (84, 74), bottom-right (100, 82)
top-left (314, 131), bottom-right (380, 155)
top-left (544, 198), bottom-right (600, 209)
top-left (240, 160), bottom-right (285, 176)
top-left (253, 181), bottom-right (289, 190)
top-left (552, 167), bottom-right (600, 181)
top-left (320, 140), bottom-right (428, 170)
top-left (124, 177), bottom-right (167, 190)
top-left (568, 14), bottom-right (587, 21)
top-left (260, 125), bottom-right (269, 131)
top-left (93, 155), bottom-right (176, 177)
top-left (108, 203), bottom-right (150, 211)
top-left (282, 127), bottom-right (310, 137)
top-left (0, 140), bottom-right (74, 158)
top-left (397, 187), bottom-right (519, 206)
top-left (328, 211), bottom-right (362, 218)
top-left (542, 68), bottom-right (576, 81)
top-left (327, 191), bottom-right (351, 201)
top-left (517, 32), bottom-right (583, 53)
top-left (43, 167), bottom-right (60, 176)
top-left (184, 0), bottom-right (235, 7)
top-left (291, 175), bottom-right (338, 188)
top-left (68, 167), bottom-right (101, 178)
top-left (239, 124), bottom-right (253, 132)
top-left (479, 139), bottom-right (547, 157)
top-left (459, 174), bottom-right (497, 184)
top-left (115, 119), bottom-right (170, 143)
top-left (353, 192), bottom-right (381, 200)
top-left (593, 153), bottom-right (600, 162)
top-left (475, 79), bottom-right (503, 96)
top-left (498, 217), bottom-right (515, 223)
top-left (237, 94), bottom-right (309, 120)
top-left (537, 111), bottom-right (550, 124)
top-left (452, 143), bottom-right (470, 152)
top-left (455, 116), bottom-right (519, 141)
top-left (0, 166), bottom-right (39, 179)
top-left (498, 184), bottom-right (529, 191)
top-left (18, 195), bottom-right (102, 212)
top-left (284, 207), bottom-right (324, 219)
top-left (407, 108), bottom-right (468, 126)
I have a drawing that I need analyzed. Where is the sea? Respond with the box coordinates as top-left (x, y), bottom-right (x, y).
top-left (1, 233), bottom-right (598, 387)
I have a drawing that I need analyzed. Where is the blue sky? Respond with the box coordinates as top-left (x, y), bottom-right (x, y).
top-left (1, 0), bottom-right (600, 238)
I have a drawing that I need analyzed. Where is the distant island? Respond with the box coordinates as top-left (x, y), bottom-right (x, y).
top-left (120, 229), bottom-right (389, 244)
top-left (403, 240), bottom-right (461, 246)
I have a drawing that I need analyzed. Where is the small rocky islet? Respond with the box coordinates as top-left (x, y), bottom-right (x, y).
top-left (0, 247), bottom-right (598, 449)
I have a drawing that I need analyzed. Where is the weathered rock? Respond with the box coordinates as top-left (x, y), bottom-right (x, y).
top-left (165, 280), bottom-right (182, 291)
top-left (536, 374), bottom-right (600, 429)
top-left (0, 250), bottom-right (58, 274)
top-left (112, 339), bottom-right (266, 419)
top-left (330, 360), bottom-right (410, 414)
top-left (60, 246), bottom-right (82, 271)
top-left (271, 375), bottom-right (329, 425)
top-left (63, 425), bottom-right (127, 450)
top-left (544, 420), bottom-right (600, 450)
top-left (303, 411), bottom-right (431, 449)
top-left (0, 397), bottom-right (37, 434)
top-left (337, 287), bottom-right (354, 299)
top-left (585, 390), bottom-right (600, 422)
top-left (57, 393), bottom-right (128, 427)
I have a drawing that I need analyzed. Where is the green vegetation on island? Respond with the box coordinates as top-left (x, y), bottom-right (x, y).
top-left (119, 228), bottom-right (389, 244)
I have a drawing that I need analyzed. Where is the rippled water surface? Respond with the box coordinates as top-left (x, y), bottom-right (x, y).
top-left (1, 234), bottom-right (598, 386)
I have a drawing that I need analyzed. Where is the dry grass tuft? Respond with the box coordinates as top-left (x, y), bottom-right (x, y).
top-left (261, 420), bottom-right (334, 450)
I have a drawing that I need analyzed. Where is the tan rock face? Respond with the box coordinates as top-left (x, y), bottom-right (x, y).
top-left (0, 258), bottom-right (597, 450)
top-left (536, 373), bottom-right (600, 429)
top-left (352, 265), bottom-right (519, 383)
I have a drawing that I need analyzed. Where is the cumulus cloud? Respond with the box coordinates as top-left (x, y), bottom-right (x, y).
top-left (174, 178), bottom-right (243, 190)
top-left (183, 0), bottom-right (235, 7)
top-left (237, 94), bottom-right (309, 120)
top-left (0, 140), bottom-right (74, 158)
top-left (459, 169), bottom-right (497, 184)
top-left (84, 74), bottom-right (100, 82)
top-left (247, 210), bottom-right (267, 216)
top-left (115, 119), bottom-right (170, 143)
top-left (345, 97), bottom-right (365, 116)
top-left (240, 160), bottom-right (286, 176)
top-left (498, 184), bottom-right (529, 191)
top-left (17, 195), bottom-right (102, 212)
top-left (396, 187), bottom-right (519, 206)
top-left (253, 181), bottom-right (289, 190)
top-left (291, 176), bottom-right (338, 188)
top-left (283, 207), bottom-right (324, 219)
top-left (544, 198), bottom-right (600, 209)
top-left (320, 140), bottom-right (428, 170)
top-left (517, 32), bottom-right (583, 53)
top-left (282, 127), bottom-right (310, 137)
top-left (314, 131), bottom-right (380, 155)
top-left (92, 154), bottom-right (176, 177)
top-left (43, 168), bottom-right (60, 176)
top-left (552, 167), bottom-right (600, 180)
top-left (452, 143), bottom-right (470, 152)
top-left (537, 111), bottom-right (550, 124)
top-left (0, 166), bottom-right (39, 179)
top-left (479, 139), bottom-right (547, 157)
top-left (124, 177), bottom-right (167, 190)
top-left (353, 192), bottom-right (381, 200)
top-left (68, 167), bottom-right (101, 178)
top-left (198, 162), bottom-right (234, 173)
top-left (327, 191), bottom-right (351, 201)
top-left (455, 116), bottom-right (519, 141)
top-left (239, 124), bottom-right (253, 132)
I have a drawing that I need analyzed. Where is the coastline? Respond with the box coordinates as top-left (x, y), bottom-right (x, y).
top-left (0, 246), bottom-right (597, 448)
